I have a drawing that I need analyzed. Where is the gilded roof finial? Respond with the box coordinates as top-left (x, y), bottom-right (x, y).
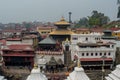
top-left (65, 38), bottom-right (69, 42)
top-left (34, 63), bottom-right (38, 69)
top-left (77, 56), bottom-right (81, 68)
top-left (60, 16), bottom-right (65, 21)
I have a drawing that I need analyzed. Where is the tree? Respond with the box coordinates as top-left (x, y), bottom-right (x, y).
top-left (74, 17), bottom-right (89, 28)
top-left (88, 10), bottom-right (110, 27)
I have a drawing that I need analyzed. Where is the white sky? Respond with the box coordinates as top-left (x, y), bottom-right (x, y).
top-left (0, 0), bottom-right (118, 23)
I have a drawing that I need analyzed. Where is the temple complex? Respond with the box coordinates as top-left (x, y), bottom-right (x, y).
top-left (36, 17), bottom-right (73, 71)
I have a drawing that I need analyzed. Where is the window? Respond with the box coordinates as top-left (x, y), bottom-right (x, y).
top-left (112, 45), bottom-right (114, 48)
top-left (86, 38), bottom-right (88, 41)
top-left (91, 53), bottom-right (93, 56)
top-left (104, 53), bottom-right (106, 56)
top-left (82, 53), bottom-right (84, 56)
top-left (108, 52), bottom-right (111, 56)
top-left (95, 53), bottom-right (98, 56)
top-left (86, 53), bottom-right (89, 56)
top-left (72, 37), bottom-right (78, 40)
top-left (100, 53), bottom-right (102, 56)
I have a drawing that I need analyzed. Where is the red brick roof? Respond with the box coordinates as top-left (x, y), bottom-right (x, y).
top-left (3, 44), bottom-right (34, 51)
top-left (90, 27), bottom-right (104, 33)
top-left (75, 28), bottom-right (89, 31)
top-left (109, 27), bottom-right (120, 31)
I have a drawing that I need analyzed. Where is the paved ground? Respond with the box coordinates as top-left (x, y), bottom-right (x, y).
top-left (3, 66), bottom-right (30, 80)
top-left (2, 66), bottom-right (112, 80)
top-left (86, 69), bottom-right (111, 80)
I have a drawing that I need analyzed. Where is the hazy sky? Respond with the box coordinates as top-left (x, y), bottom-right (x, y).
top-left (0, 0), bottom-right (118, 23)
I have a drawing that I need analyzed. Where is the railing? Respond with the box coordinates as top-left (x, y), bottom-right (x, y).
top-left (35, 51), bottom-right (63, 55)
top-left (77, 48), bottom-right (115, 52)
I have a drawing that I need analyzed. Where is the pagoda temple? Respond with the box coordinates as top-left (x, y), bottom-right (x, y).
top-left (49, 17), bottom-right (74, 42)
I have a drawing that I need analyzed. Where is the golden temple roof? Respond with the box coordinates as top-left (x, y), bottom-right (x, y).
top-left (54, 17), bottom-right (70, 25)
top-left (49, 30), bottom-right (74, 35)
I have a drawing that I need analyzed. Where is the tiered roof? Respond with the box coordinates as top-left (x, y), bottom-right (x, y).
top-left (49, 17), bottom-right (74, 35)
top-left (2, 44), bottom-right (34, 51)
top-left (54, 17), bottom-right (70, 26)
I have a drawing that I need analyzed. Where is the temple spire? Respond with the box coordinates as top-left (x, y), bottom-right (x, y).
top-left (76, 53), bottom-right (81, 68)
top-left (33, 63), bottom-right (38, 69)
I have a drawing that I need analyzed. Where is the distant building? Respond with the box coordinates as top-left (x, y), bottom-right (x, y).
top-left (6, 38), bottom-right (22, 45)
top-left (2, 44), bottom-right (35, 67)
top-left (2, 29), bottom-right (22, 38)
top-left (36, 37), bottom-right (63, 64)
top-left (102, 30), bottom-right (117, 42)
top-left (71, 32), bottom-right (116, 69)
top-left (37, 26), bottom-right (55, 39)
top-left (112, 29), bottom-right (120, 40)
top-left (73, 28), bottom-right (90, 34)
top-left (22, 34), bottom-right (38, 48)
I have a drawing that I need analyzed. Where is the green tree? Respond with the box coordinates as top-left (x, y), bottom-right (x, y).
top-left (74, 17), bottom-right (89, 28)
top-left (88, 10), bottom-right (110, 27)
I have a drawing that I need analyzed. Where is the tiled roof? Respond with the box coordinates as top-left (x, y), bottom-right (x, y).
top-left (39, 37), bottom-right (56, 44)
top-left (90, 27), bottom-right (104, 32)
top-left (49, 30), bottom-right (74, 35)
top-left (75, 28), bottom-right (89, 31)
top-left (54, 17), bottom-right (70, 25)
top-left (37, 26), bottom-right (55, 30)
top-left (109, 27), bottom-right (120, 31)
top-left (3, 44), bottom-right (34, 51)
